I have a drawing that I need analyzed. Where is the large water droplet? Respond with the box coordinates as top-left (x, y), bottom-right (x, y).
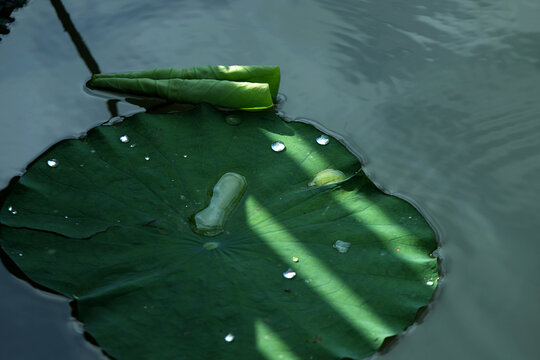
top-left (316, 135), bottom-right (330, 145)
top-left (225, 115), bottom-right (242, 125)
top-left (194, 173), bottom-right (247, 237)
top-left (271, 141), bottom-right (286, 152)
top-left (333, 240), bottom-right (351, 253)
top-left (309, 169), bottom-right (346, 187)
top-left (224, 333), bottom-right (235, 342)
top-left (47, 159), bottom-right (58, 168)
top-left (119, 135), bottom-right (129, 143)
top-left (283, 268), bottom-right (296, 279)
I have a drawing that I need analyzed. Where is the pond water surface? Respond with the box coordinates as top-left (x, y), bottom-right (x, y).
top-left (1, 1), bottom-right (540, 359)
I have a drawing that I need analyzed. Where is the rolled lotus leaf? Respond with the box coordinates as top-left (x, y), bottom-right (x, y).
top-left (89, 65), bottom-right (281, 109)
top-left (92, 65), bottom-right (281, 100)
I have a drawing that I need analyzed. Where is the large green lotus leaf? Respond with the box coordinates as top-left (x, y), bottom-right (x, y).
top-left (0, 104), bottom-right (438, 360)
top-left (89, 65), bottom-right (280, 110)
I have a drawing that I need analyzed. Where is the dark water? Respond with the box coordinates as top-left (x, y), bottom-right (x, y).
top-left (1, 0), bottom-right (540, 359)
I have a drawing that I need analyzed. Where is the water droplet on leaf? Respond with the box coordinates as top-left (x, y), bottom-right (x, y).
top-left (225, 115), bottom-right (242, 125)
top-left (333, 240), bottom-right (351, 253)
top-left (309, 169), bottom-right (346, 187)
top-left (271, 141), bottom-right (286, 152)
top-left (144, 156), bottom-right (150, 161)
top-left (120, 135), bottom-right (129, 143)
top-left (292, 256), bottom-right (299, 263)
top-left (283, 268), bottom-right (296, 279)
top-left (316, 135), bottom-right (329, 145)
top-left (47, 159), bottom-right (58, 168)
top-left (224, 333), bottom-right (235, 342)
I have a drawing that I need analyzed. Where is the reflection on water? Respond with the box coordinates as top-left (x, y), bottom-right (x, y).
top-left (1, 0), bottom-right (540, 359)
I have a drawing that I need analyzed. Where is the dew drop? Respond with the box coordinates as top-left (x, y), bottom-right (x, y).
top-left (224, 333), bottom-right (235, 342)
top-left (225, 114), bottom-right (242, 126)
top-left (183, 154), bottom-right (188, 158)
top-left (64, 216), bottom-right (69, 219)
top-left (292, 256), bottom-right (299, 263)
top-left (47, 159), bottom-right (58, 168)
top-left (12, 211), bottom-right (17, 215)
top-left (119, 135), bottom-right (129, 143)
top-left (18, 253), bottom-right (23, 257)
top-left (203, 242), bottom-right (219, 250)
top-left (90, 149), bottom-right (96, 153)
top-left (283, 268), bottom-right (296, 279)
top-left (144, 156), bottom-right (150, 161)
top-left (316, 135), bottom-right (330, 145)
top-left (426, 280), bottom-right (434, 286)
top-left (8, 206), bottom-right (13, 212)
top-left (271, 141), bottom-right (286, 152)
top-left (333, 240), bottom-right (351, 253)
top-left (130, 143), bottom-right (137, 148)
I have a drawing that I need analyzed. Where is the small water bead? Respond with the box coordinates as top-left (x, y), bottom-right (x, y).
top-left (271, 141), bottom-right (286, 152)
top-left (333, 240), bottom-right (351, 253)
top-left (426, 280), bottom-right (435, 286)
top-left (316, 135), bottom-right (330, 145)
top-left (130, 143), bottom-right (137, 148)
top-left (18, 253), bottom-right (23, 257)
top-left (144, 156), bottom-right (150, 161)
top-left (292, 256), bottom-right (299, 263)
top-left (119, 135), bottom-right (129, 143)
top-left (225, 114), bottom-right (242, 125)
top-left (203, 242), bottom-right (219, 250)
top-left (90, 149), bottom-right (96, 153)
top-left (47, 159), bottom-right (58, 168)
top-left (283, 268), bottom-right (296, 279)
top-left (8, 206), bottom-right (13, 211)
top-left (224, 333), bottom-right (235, 342)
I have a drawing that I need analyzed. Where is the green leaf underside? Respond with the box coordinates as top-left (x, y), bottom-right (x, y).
top-left (0, 105), bottom-right (438, 360)
top-left (89, 65), bottom-right (280, 110)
